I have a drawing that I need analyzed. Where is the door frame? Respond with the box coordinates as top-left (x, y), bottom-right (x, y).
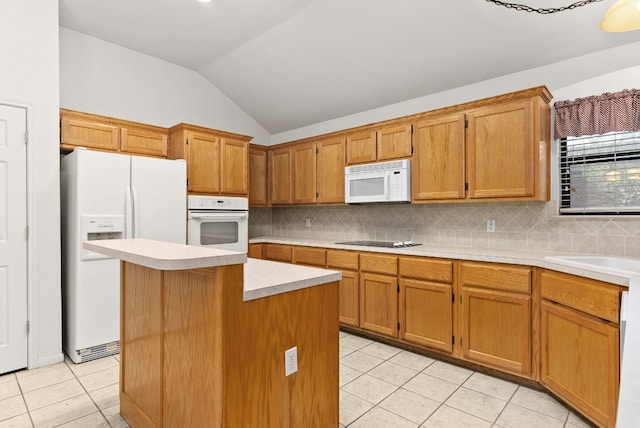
top-left (1, 98), bottom-right (35, 369)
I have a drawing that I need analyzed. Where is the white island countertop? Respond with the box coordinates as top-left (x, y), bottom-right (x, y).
top-left (83, 238), bottom-right (342, 302)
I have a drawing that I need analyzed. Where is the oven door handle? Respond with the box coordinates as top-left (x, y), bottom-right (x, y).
top-left (190, 213), bottom-right (248, 220)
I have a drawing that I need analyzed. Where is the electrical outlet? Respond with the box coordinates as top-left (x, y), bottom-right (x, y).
top-left (487, 219), bottom-right (496, 233)
top-left (305, 218), bottom-right (311, 227)
top-left (285, 346), bottom-right (298, 376)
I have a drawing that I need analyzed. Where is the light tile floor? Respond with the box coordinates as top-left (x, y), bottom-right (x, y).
top-left (0, 331), bottom-right (595, 427)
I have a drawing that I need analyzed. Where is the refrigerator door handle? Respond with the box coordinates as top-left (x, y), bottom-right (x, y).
top-left (125, 186), bottom-right (133, 239)
top-left (132, 186), bottom-right (139, 238)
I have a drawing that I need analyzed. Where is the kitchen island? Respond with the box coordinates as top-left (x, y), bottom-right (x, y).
top-left (83, 239), bottom-right (341, 428)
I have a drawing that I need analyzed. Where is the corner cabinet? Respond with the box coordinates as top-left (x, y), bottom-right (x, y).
top-left (412, 86), bottom-right (551, 203)
top-left (169, 124), bottom-right (251, 196)
top-left (540, 270), bottom-right (621, 428)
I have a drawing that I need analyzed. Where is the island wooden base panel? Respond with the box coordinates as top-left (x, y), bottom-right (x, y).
top-left (119, 261), bottom-right (339, 428)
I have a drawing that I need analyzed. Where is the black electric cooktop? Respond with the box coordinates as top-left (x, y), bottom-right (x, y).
top-left (335, 240), bottom-right (421, 248)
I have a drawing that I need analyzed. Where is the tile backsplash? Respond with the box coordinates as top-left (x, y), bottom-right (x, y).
top-left (249, 202), bottom-right (640, 257)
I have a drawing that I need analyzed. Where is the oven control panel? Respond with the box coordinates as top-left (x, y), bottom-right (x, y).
top-left (187, 195), bottom-right (248, 210)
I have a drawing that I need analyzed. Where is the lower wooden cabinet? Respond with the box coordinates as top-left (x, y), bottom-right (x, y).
top-left (360, 272), bottom-right (398, 337)
top-left (541, 301), bottom-right (619, 428)
top-left (248, 243), bottom-right (263, 259)
top-left (263, 244), bottom-right (293, 263)
top-left (327, 250), bottom-right (359, 327)
top-left (399, 278), bottom-right (453, 352)
top-left (458, 262), bottom-right (532, 377)
top-left (540, 270), bottom-right (621, 428)
top-left (460, 287), bottom-right (531, 375)
top-left (293, 246), bottom-right (326, 267)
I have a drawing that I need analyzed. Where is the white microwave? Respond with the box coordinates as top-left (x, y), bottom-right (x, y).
top-left (345, 159), bottom-right (411, 203)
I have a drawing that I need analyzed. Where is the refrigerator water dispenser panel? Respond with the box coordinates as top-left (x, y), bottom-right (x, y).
top-left (80, 215), bottom-right (125, 260)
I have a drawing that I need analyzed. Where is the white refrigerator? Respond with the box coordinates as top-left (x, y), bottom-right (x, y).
top-left (61, 148), bottom-right (186, 363)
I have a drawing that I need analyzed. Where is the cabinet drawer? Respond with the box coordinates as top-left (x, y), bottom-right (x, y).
top-left (327, 250), bottom-right (359, 270)
top-left (460, 262), bottom-right (531, 293)
top-left (360, 253), bottom-right (397, 275)
top-left (263, 244), bottom-right (293, 263)
top-left (399, 257), bottom-right (453, 283)
top-left (541, 270), bottom-right (620, 323)
top-left (293, 246), bottom-right (326, 267)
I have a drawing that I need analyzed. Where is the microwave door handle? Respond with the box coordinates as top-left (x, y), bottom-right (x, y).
top-left (384, 172), bottom-right (391, 201)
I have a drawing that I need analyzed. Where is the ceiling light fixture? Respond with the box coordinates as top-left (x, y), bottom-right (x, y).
top-left (484, 0), bottom-right (603, 14)
top-left (600, 0), bottom-right (640, 32)
top-left (197, 0), bottom-right (213, 3)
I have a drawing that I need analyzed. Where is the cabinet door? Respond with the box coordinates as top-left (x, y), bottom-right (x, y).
top-left (400, 278), bottom-right (453, 352)
top-left (460, 287), bottom-right (531, 376)
top-left (292, 143), bottom-right (317, 204)
top-left (220, 138), bottom-right (248, 195)
top-left (61, 117), bottom-right (119, 151)
top-left (249, 147), bottom-right (269, 206)
top-left (360, 272), bottom-right (398, 337)
top-left (120, 127), bottom-right (168, 157)
top-left (541, 301), bottom-right (618, 428)
top-left (187, 132), bottom-right (220, 193)
top-left (317, 137), bottom-right (345, 204)
top-left (377, 124), bottom-right (412, 161)
top-left (466, 99), bottom-right (535, 199)
top-left (346, 131), bottom-right (377, 165)
top-left (338, 270), bottom-right (359, 327)
top-left (269, 148), bottom-right (292, 205)
top-left (413, 115), bottom-right (465, 200)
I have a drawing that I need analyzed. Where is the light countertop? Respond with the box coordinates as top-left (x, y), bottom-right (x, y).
top-left (83, 238), bottom-right (341, 302)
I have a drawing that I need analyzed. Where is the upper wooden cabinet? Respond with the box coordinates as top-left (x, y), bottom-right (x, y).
top-left (60, 109), bottom-right (168, 157)
top-left (168, 124), bottom-right (251, 196)
top-left (249, 145), bottom-right (269, 207)
top-left (269, 147), bottom-right (293, 205)
top-left (317, 137), bottom-right (345, 203)
top-left (292, 142), bottom-right (317, 204)
top-left (267, 136), bottom-right (346, 205)
top-left (412, 87), bottom-right (551, 203)
top-left (346, 125), bottom-right (412, 165)
top-left (413, 114), bottom-right (466, 201)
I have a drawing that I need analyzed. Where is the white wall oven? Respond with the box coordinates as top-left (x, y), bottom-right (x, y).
top-left (187, 196), bottom-right (249, 253)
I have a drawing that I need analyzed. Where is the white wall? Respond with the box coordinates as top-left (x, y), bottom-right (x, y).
top-left (0, 1), bottom-right (63, 367)
top-left (272, 41), bottom-right (640, 145)
top-left (59, 28), bottom-right (271, 146)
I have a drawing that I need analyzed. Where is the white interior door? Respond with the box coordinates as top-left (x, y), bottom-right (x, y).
top-left (0, 104), bottom-right (28, 374)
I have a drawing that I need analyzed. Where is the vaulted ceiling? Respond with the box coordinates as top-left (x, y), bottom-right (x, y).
top-left (59, 0), bottom-right (640, 133)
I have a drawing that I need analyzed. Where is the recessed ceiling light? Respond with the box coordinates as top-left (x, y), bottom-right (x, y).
top-left (197, 0), bottom-right (212, 3)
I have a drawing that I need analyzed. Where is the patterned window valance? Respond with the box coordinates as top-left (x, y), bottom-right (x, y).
top-left (554, 89), bottom-right (640, 140)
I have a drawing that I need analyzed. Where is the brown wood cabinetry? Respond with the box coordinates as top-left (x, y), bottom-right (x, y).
top-left (458, 261), bottom-right (532, 377)
top-left (412, 87), bottom-right (551, 203)
top-left (168, 124), bottom-right (250, 196)
top-left (327, 250), bottom-right (359, 327)
top-left (412, 114), bottom-right (466, 200)
top-left (263, 244), bottom-right (293, 263)
top-left (346, 125), bottom-right (411, 165)
top-left (540, 270), bottom-right (621, 428)
top-left (317, 137), bottom-right (346, 203)
top-left (249, 145), bottom-right (269, 207)
top-left (248, 243), bottom-right (263, 259)
top-left (269, 147), bottom-right (293, 205)
top-left (293, 246), bottom-right (326, 267)
top-left (60, 109), bottom-right (168, 157)
top-left (398, 257), bottom-right (454, 352)
top-left (359, 253), bottom-right (398, 337)
top-left (292, 143), bottom-right (317, 204)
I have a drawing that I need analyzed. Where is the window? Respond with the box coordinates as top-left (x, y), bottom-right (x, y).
top-left (560, 130), bottom-right (640, 214)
